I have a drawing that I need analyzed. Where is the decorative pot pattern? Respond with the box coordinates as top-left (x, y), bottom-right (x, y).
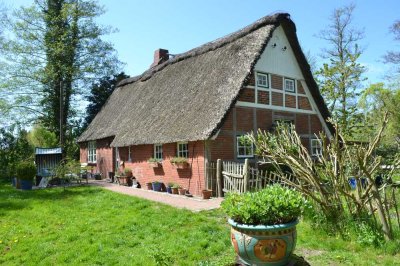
top-left (228, 219), bottom-right (298, 266)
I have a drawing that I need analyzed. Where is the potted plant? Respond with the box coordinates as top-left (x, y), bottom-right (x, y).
top-left (202, 189), bottom-right (213, 200)
top-left (148, 158), bottom-right (162, 168)
top-left (178, 186), bottom-right (186, 195)
top-left (116, 170), bottom-right (126, 185)
top-left (171, 157), bottom-right (189, 169)
top-left (166, 183), bottom-right (174, 194)
top-left (152, 181), bottom-right (162, 192)
top-left (221, 185), bottom-right (306, 266)
top-left (124, 168), bottom-right (133, 186)
top-left (171, 184), bottom-right (179, 194)
top-left (16, 161), bottom-right (37, 190)
top-left (146, 182), bottom-right (153, 190)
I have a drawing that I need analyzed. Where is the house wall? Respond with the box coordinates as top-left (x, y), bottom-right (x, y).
top-left (209, 25), bottom-right (328, 162)
top-left (79, 137), bottom-right (114, 178)
top-left (117, 141), bottom-right (206, 196)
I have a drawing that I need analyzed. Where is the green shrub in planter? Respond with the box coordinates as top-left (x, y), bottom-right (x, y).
top-left (221, 185), bottom-right (307, 266)
top-left (16, 161), bottom-right (37, 190)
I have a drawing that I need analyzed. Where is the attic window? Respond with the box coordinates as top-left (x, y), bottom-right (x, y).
top-left (177, 142), bottom-right (189, 158)
top-left (256, 73), bottom-right (269, 88)
top-left (284, 78), bottom-right (295, 92)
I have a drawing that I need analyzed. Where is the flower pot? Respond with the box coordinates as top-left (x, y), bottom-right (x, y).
top-left (94, 173), bottom-right (102, 180)
top-left (166, 186), bottom-right (172, 194)
top-left (171, 187), bottom-right (179, 194)
top-left (228, 219), bottom-right (298, 266)
top-left (178, 188), bottom-right (186, 195)
top-left (20, 179), bottom-right (33, 190)
top-left (126, 176), bottom-right (133, 187)
top-left (173, 162), bottom-right (189, 169)
top-left (202, 189), bottom-right (212, 200)
top-left (152, 182), bottom-right (162, 192)
top-left (146, 182), bottom-right (153, 190)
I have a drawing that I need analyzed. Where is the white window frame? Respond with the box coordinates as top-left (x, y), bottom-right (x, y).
top-left (87, 141), bottom-right (96, 163)
top-left (311, 139), bottom-right (322, 156)
top-left (284, 78), bottom-right (296, 93)
top-left (177, 142), bottom-right (189, 158)
top-left (256, 72), bottom-right (269, 88)
top-left (236, 136), bottom-right (254, 158)
top-left (154, 144), bottom-right (163, 160)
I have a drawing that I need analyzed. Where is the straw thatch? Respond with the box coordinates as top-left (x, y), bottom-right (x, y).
top-left (78, 13), bottom-right (332, 146)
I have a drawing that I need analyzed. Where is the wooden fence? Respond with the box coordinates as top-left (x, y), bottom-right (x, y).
top-left (205, 159), bottom-right (294, 196)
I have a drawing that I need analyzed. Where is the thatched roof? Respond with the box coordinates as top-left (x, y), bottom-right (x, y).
top-left (78, 13), bottom-right (332, 146)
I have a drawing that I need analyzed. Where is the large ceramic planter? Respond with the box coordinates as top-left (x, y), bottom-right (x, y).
top-left (20, 179), bottom-right (33, 190)
top-left (228, 219), bottom-right (298, 266)
top-left (171, 187), bottom-right (179, 194)
top-left (166, 186), bottom-right (172, 194)
top-left (202, 189), bottom-right (212, 200)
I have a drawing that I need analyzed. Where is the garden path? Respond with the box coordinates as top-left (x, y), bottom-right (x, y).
top-left (90, 180), bottom-right (223, 212)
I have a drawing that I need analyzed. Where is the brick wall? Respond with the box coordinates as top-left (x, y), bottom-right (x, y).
top-left (237, 88), bottom-right (255, 102)
top-left (79, 137), bottom-right (114, 179)
top-left (271, 74), bottom-right (283, 90)
top-left (119, 141), bottom-right (206, 196)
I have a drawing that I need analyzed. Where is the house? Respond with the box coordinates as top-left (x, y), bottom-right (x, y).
top-left (77, 13), bottom-right (333, 196)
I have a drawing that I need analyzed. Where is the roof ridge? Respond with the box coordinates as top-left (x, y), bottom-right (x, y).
top-left (117, 13), bottom-right (290, 87)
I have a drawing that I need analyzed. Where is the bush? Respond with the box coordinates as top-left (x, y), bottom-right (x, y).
top-left (221, 185), bottom-right (307, 225)
top-left (170, 157), bottom-right (188, 164)
top-left (16, 161), bottom-right (37, 181)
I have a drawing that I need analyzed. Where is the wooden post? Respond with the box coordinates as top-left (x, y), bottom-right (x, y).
top-left (216, 159), bottom-right (223, 197)
top-left (243, 159), bottom-right (249, 193)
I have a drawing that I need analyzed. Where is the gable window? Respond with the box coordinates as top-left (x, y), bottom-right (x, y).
top-left (284, 78), bottom-right (295, 92)
top-left (237, 136), bottom-right (254, 158)
top-left (256, 73), bottom-right (269, 88)
top-left (311, 139), bottom-right (322, 156)
top-left (88, 141), bottom-right (96, 163)
top-left (154, 144), bottom-right (163, 160)
top-left (177, 142), bottom-right (189, 158)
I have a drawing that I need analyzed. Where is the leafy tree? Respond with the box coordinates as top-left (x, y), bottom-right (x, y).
top-left (83, 72), bottom-right (129, 131)
top-left (315, 4), bottom-right (366, 138)
top-left (27, 124), bottom-right (58, 148)
top-left (0, 0), bottom-right (122, 155)
top-left (384, 20), bottom-right (400, 73)
top-left (0, 126), bottom-right (33, 180)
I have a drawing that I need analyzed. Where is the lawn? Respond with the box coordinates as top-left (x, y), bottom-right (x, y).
top-left (1, 181), bottom-right (399, 265)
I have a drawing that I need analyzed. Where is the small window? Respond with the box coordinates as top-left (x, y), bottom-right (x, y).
top-left (256, 73), bottom-right (269, 88)
top-left (154, 144), bottom-right (163, 160)
top-left (177, 142), bottom-right (189, 158)
top-left (87, 141), bottom-right (96, 163)
top-left (236, 136), bottom-right (254, 158)
top-left (284, 78), bottom-right (295, 92)
top-left (311, 139), bottom-right (322, 156)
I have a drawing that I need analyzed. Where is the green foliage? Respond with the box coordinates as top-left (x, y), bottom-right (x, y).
top-left (315, 4), bottom-right (366, 138)
top-left (123, 168), bottom-right (132, 174)
top-left (54, 159), bottom-right (81, 182)
top-left (16, 161), bottom-right (36, 181)
top-left (0, 127), bottom-right (33, 179)
top-left (27, 124), bottom-right (58, 148)
top-left (83, 72), bottom-right (129, 131)
top-left (170, 156), bottom-right (188, 164)
top-left (221, 185), bottom-right (307, 225)
top-left (148, 157), bottom-right (162, 163)
top-left (0, 0), bottom-right (122, 154)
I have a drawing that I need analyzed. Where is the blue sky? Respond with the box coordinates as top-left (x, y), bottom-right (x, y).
top-left (11, 0), bottom-right (400, 84)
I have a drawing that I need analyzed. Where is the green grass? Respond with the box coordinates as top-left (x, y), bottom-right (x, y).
top-left (1, 181), bottom-right (399, 265)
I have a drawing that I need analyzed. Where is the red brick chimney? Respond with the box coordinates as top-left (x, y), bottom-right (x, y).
top-left (150, 48), bottom-right (169, 68)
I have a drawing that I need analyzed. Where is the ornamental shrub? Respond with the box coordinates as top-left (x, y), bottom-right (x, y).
top-left (16, 161), bottom-right (37, 181)
top-left (221, 185), bottom-right (307, 225)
